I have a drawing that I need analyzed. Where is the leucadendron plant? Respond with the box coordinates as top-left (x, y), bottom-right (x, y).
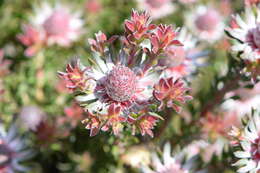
top-left (59, 10), bottom-right (192, 137)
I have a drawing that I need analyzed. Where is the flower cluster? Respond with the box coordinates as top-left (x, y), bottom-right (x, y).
top-left (230, 110), bottom-right (260, 173)
top-left (226, 7), bottom-right (260, 80)
top-left (59, 10), bottom-right (192, 137)
top-left (153, 77), bottom-right (192, 113)
top-left (17, 3), bottom-right (83, 57)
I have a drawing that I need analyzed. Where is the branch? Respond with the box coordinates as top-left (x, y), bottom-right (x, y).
top-left (201, 73), bottom-right (242, 116)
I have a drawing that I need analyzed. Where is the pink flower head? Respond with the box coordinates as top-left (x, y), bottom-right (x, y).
top-left (186, 6), bottom-right (224, 42)
top-left (153, 77), bottom-right (192, 113)
top-left (43, 10), bottom-right (70, 37)
top-left (61, 10), bottom-right (192, 137)
top-left (101, 104), bottom-right (126, 135)
top-left (195, 9), bottom-right (220, 32)
top-left (85, 0), bottom-right (102, 14)
top-left (150, 24), bottom-right (182, 54)
top-left (17, 25), bottom-right (45, 57)
top-left (88, 31), bottom-right (117, 55)
top-left (42, 6), bottom-right (83, 46)
top-left (124, 10), bottom-right (156, 42)
top-left (88, 31), bottom-right (107, 53)
top-left (200, 112), bottom-right (240, 140)
top-left (135, 114), bottom-right (159, 137)
top-left (137, 0), bottom-right (175, 19)
top-left (82, 111), bottom-right (101, 137)
top-left (58, 60), bottom-right (95, 91)
top-left (24, 3), bottom-right (83, 48)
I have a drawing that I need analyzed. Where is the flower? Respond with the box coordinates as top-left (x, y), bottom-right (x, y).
top-left (200, 112), bottom-right (241, 141)
top-left (81, 111), bottom-right (101, 137)
top-left (58, 59), bottom-right (95, 92)
top-left (17, 25), bottom-right (45, 57)
top-left (226, 8), bottom-right (260, 62)
top-left (124, 10), bottom-right (156, 42)
top-left (131, 113), bottom-right (160, 137)
top-left (18, 2), bottom-right (83, 56)
top-left (186, 6), bottom-right (224, 42)
top-left (100, 104), bottom-right (126, 135)
top-left (0, 124), bottom-right (34, 172)
top-left (153, 77), bottom-right (192, 113)
top-left (141, 142), bottom-right (198, 173)
top-left (150, 24), bottom-right (182, 54)
top-left (33, 3), bottom-right (83, 46)
top-left (136, 0), bottom-right (175, 19)
top-left (232, 109), bottom-right (260, 173)
top-left (226, 7), bottom-right (260, 79)
top-left (199, 111), bottom-right (242, 162)
top-left (88, 31), bottom-right (117, 55)
top-left (85, 0), bottom-right (102, 14)
top-left (62, 50), bottom-right (161, 136)
top-left (60, 10), bottom-right (191, 136)
top-left (88, 31), bottom-right (107, 54)
top-left (18, 106), bottom-right (46, 131)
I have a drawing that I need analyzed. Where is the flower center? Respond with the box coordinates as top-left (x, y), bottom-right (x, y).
top-left (105, 65), bottom-right (136, 102)
top-left (195, 9), bottom-right (220, 32)
top-left (43, 10), bottom-right (70, 36)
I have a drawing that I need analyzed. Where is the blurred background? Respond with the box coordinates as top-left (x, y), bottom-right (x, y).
top-left (0, 0), bottom-right (257, 173)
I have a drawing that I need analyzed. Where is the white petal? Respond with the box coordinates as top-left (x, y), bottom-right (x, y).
top-left (234, 151), bottom-right (251, 158)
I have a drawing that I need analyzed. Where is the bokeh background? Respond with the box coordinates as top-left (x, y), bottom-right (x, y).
top-left (0, 0), bottom-right (258, 173)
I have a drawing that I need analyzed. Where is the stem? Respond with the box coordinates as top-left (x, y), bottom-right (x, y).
top-left (154, 108), bottom-right (173, 138)
top-left (34, 51), bottom-right (45, 102)
top-left (201, 73), bottom-right (241, 116)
